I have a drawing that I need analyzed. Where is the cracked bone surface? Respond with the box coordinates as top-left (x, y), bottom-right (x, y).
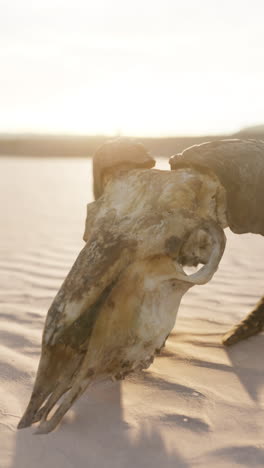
top-left (18, 139), bottom-right (226, 434)
top-left (170, 138), bottom-right (264, 345)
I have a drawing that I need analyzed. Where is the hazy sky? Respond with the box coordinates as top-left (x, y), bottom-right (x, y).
top-left (1, 0), bottom-right (264, 136)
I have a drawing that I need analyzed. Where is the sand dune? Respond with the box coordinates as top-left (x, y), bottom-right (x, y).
top-left (1, 157), bottom-right (264, 467)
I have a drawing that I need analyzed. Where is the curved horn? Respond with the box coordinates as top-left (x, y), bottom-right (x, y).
top-left (93, 138), bottom-right (155, 199)
top-left (169, 139), bottom-right (264, 236)
top-left (176, 220), bottom-right (226, 285)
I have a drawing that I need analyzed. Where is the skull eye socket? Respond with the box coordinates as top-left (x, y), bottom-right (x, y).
top-left (178, 228), bottom-right (214, 267)
top-left (174, 220), bottom-right (226, 286)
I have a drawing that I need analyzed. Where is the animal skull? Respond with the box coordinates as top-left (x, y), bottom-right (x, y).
top-left (18, 140), bottom-right (226, 434)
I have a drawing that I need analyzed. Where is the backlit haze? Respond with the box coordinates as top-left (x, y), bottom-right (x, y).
top-left (1, 0), bottom-right (264, 136)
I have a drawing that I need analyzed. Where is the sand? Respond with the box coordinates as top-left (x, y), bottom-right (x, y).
top-left (0, 157), bottom-right (264, 468)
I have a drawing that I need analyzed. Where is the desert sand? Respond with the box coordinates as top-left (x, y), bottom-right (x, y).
top-left (1, 157), bottom-right (264, 468)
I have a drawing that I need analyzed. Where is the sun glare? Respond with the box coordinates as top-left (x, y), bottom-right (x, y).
top-left (0, 0), bottom-right (264, 135)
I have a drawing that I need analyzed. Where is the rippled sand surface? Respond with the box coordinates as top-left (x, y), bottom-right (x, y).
top-left (1, 157), bottom-right (264, 468)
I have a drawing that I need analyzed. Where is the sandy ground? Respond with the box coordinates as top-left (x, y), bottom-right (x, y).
top-left (1, 157), bottom-right (264, 468)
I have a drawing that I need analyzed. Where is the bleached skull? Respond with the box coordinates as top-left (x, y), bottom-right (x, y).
top-left (19, 139), bottom-right (227, 434)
